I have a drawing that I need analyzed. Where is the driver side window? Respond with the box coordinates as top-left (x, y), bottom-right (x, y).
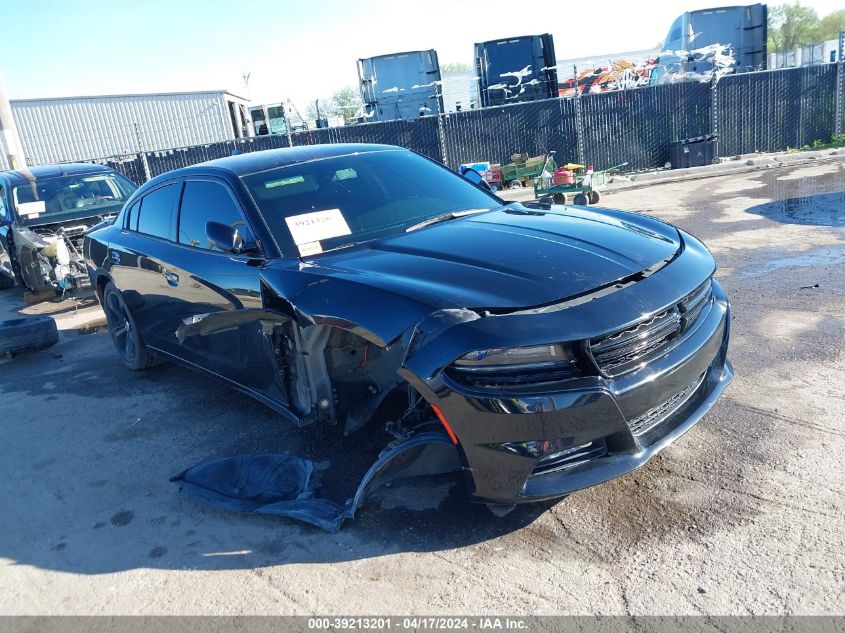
top-left (178, 180), bottom-right (251, 252)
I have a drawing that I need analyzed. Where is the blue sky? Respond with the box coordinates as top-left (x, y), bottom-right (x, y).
top-left (2, 0), bottom-right (842, 109)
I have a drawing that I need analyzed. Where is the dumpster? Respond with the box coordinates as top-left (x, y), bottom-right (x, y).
top-left (669, 134), bottom-right (718, 169)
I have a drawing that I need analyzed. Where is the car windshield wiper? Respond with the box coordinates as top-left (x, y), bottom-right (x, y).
top-left (404, 207), bottom-right (495, 233)
top-left (317, 240), bottom-right (372, 255)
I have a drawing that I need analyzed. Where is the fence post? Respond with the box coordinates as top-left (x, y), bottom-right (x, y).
top-left (711, 74), bottom-right (720, 157)
top-left (836, 31), bottom-right (844, 138)
top-left (139, 152), bottom-right (152, 181)
top-left (572, 65), bottom-right (586, 165)
top-left (435, 85), bottom-right (449, 167)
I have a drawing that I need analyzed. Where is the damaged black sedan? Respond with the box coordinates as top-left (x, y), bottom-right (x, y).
top-left (84, 144), bottom-right (732, 507)
top-left (1, 164), bottom-right (137, 294)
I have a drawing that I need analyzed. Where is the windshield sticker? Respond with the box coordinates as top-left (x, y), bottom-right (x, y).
top-left (334, 168), bottom-right (357, 181)
top-left (17, 201), bottom-right (46, 217)
top-left (285, 208), bottom-right (351, 246)
top-left (266, 175), bottom-right (305, 188)
top-left (297, 241), bottom-right (324, 257)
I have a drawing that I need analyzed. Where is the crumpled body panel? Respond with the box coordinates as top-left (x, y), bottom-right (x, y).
top-left (171, 432), bottom-right (461, 532)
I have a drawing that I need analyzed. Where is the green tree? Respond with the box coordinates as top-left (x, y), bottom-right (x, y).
top-left (768, 3), bottom-right (820, 52)
top-left (815, 9), bottom-right (845, 41)
top-left (305, 98), bottom-right (334, 121)
top-left (331, 87), bottom-right (362, 123)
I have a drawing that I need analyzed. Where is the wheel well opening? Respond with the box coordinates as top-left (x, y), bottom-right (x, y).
top-left (96, 275), bottom-right (110, 301)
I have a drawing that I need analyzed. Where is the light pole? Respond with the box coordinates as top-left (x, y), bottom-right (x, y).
top-left (242, 71), bottom-right (251, 100)
top-left (0, 73), bottom-right (26, 171)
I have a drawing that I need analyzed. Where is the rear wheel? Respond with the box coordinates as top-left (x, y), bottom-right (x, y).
top-left (588, 190), bottom-right (600, 204)
top-left (102, 282), bottom-right (160, 370)
top-left (508, 180), bottom-right (523, 189)
top-left (573, 193), bottom-right (588, 205)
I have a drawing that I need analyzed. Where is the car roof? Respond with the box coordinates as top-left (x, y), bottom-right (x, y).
top-left (0, 163), bottom-right (116, 186)
top-left (163, 143), bottom-right (403, 181)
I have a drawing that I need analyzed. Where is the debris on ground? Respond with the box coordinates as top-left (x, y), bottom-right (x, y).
top-left (171, 431), bottom-right (459, 532)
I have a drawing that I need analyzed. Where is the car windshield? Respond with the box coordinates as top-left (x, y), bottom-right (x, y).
top-left (13, 172), bottom-right (137, 225)
top-left (240, 149), bottom-right (502, 257)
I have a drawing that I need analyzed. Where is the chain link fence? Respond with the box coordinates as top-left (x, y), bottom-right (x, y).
top-left (581, 81), bottom-right (713, 171)
top-left (837, 32), bottom-right (845, 137)
top-left (288, 117), bottom-right (441, 161)
top-left (716, 64), bottom-right (839, 156)
top-left (440, 98), bottom-right (578, 169)
top-left (88, 64), bottom-right (844, 185)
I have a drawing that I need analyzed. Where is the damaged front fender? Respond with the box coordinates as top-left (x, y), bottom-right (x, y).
top-left (260, 264), bottom-right (456, 348)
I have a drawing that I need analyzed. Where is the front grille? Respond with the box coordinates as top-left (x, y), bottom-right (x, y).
top-left (590, 280), bottom-right (713, 376)
top-left (680, 279), bottom-right (712, 330)
top-left (626, 372), bottom-right (705, 435)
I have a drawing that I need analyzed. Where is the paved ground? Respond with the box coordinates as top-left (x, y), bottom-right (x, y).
top-left (0, 160), bottom-right (843, 615)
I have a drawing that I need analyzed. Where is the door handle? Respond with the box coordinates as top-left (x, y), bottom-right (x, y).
top-left (163, 270), bottom-right (180, 287)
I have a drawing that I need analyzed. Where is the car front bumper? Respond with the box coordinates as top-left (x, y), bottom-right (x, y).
top-left (422, 278), bottom-right (732, 505)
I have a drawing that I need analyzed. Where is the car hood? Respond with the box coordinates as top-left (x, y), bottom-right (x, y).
top-left (297, 206), bottom-right (682, 310)
top-left (20, 206), bottom-right (121, 231)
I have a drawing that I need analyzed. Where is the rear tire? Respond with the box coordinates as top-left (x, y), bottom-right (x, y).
top-left (102, 282), bottom-right (160, 371)
top-left (0, 316), bottom-right (59, 357)
top-left (573, 193), bottom-right (588, 205)
top-left (508, 180), bottom-right (523, 189)
top-left (588, 190), bottom-right (600, 204)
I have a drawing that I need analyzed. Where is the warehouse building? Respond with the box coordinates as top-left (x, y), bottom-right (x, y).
top-left (9, 90), bottom-right (253, 166)
top-left (769, 38), bottom-right (841, 69)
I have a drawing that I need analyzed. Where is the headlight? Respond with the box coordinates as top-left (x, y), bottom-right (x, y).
top-left (449, 344), bottom-right (582, 388)
top-left (454, 344), bottom-right (574, 369)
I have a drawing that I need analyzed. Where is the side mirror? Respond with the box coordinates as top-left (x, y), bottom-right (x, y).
top-left (206, 221), bottom-right (257, 254)
top-left (460, 168), bottom-right (491, 190)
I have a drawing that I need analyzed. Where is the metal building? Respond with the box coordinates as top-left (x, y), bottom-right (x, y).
top-left (769, 38), bottom-right (841, 69)
top-left (10, 90), bottom-right (252, 165)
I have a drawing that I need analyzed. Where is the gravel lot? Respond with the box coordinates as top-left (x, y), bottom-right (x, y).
top-left (0, 158), bottom-right (843, 615)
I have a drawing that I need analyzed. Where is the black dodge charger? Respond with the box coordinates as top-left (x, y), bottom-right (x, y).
top-left (84, 144), bottom-right (732, 505)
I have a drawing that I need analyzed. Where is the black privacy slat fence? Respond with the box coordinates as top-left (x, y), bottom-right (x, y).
top-left (440, 98), bottom-right (579, 169)
top-left (89, 63), bottom-right (843, 184)
top-left (288, 117), bottom-right (442, 162)
top-left (580, 81), bottom-right (713, 171)
top-left (716, 65), bottom-right (839, 156)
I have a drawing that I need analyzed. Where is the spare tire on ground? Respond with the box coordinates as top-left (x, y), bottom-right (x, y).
top-left (0, 316), bottom-right (59, 358)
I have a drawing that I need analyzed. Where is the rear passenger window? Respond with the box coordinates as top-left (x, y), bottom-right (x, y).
top-left (137, 184), bottom-right (177, 239)
top-left (178, 180), bottom-right (251, 251)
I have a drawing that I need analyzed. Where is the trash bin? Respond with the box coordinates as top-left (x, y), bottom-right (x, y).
top-left (668, 135), bottom-right (718, 169)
